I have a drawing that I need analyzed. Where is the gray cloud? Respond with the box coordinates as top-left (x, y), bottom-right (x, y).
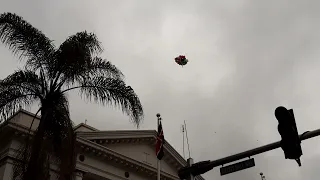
top-left (1, 0), bottom-right (320, 179)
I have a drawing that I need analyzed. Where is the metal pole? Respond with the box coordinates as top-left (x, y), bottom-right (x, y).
top-left (187, 158), bottom-right (194, 180)
top-left (207, 129), bottom-right (320, 168)
top-left (157, 160), bottom-right (161, 180)
top-left (182, 125), bottom-right (185, 159)
top-left (157, 114), bottom-right (161, 180)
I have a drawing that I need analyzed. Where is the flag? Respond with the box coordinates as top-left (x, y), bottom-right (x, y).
top-left (156, 121), bottom-right (165, 160)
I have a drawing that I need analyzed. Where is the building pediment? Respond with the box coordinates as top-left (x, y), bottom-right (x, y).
top-left (76, 130), bottom-right (204, 180)
top-left (77, 130), bottom-right (186, 165)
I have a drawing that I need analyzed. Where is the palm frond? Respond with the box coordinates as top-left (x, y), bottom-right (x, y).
top-left (59, 31), bottom-right (102, 56)
top-left (48, 31), bottom-right (102, 82)
top-left (62, 76), bottom-right (144, 127)
top-left (0, 70), bottom-right (42, 120)
top-left (0, 12), bottom-right (55, 70)
top-left (74, 57), bottom-right (124, 80)
top-left (0, 87), bottom-right (35, 117)
top-left (57, 57), bottom-right (124, 89)
top-left (0, 89), bottom-right (36, 121)
top-left (0, 69), bottom-right (43, 96)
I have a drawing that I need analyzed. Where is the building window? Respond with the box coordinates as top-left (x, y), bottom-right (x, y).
top-left (79, 154), bottom-right (85, 162)
top-left (124, 172), bottom-right (130, 178)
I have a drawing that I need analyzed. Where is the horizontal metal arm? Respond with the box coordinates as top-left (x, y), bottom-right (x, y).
top-left (208, 129), bottom-right (320, 168)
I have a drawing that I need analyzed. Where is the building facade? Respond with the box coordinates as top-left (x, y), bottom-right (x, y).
top-left (0, 110), bottom-right (205, 180)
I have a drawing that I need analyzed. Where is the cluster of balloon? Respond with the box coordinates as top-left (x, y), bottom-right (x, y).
top-left (175, 55), bottom-right (188, 67)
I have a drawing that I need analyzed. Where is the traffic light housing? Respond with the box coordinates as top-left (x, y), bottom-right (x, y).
top-left (274, 106), bottom-right (302, 166)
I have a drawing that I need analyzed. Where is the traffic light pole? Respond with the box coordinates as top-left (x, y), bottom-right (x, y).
top-left (178, 128), bottom-right (320, 179)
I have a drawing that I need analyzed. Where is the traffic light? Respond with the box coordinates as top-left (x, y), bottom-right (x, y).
top-left (178, 160), bottom-right (213, 179)
top-left (274, 106), bottom-right (302, 166)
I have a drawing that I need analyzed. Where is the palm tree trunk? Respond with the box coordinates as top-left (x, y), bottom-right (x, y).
top-left (24, 108), bottom-right (50, 180)
top-left (58, 132), bottom-right (76, 180)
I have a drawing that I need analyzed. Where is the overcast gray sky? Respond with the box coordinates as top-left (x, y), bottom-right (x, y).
top-left (1, 0), bottom-right (320, 179)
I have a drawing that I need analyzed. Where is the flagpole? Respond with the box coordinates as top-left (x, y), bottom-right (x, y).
top-left (156, 113), bottom-right (161, 180)
top-left (157, 154), bottom-right (161, 180)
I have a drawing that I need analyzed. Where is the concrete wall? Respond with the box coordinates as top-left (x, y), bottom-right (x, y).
top-left (9, 112), bottom-right (39, 131)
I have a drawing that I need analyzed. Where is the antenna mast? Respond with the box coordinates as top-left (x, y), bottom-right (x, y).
top-left (184, 120), bottom-right (191, 158)
top-left (182, 125), bottom-right (185, 159)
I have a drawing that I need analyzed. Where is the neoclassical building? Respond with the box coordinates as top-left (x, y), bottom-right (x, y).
top-left (0, 109), bottom-right (205, 180)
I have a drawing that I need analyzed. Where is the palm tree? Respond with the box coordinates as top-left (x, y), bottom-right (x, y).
top-left (0, 12), bottom-right (144, 180)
